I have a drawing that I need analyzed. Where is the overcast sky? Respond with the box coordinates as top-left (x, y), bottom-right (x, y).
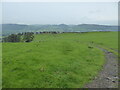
top-left (2, 2), bottom-right (118, 25)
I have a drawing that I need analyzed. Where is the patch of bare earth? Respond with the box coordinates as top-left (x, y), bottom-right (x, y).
top-left (85, 48), bottom-right (118, 88)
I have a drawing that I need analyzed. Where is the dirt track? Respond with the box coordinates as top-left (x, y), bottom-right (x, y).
top-left (85, 48), bottom-right (118, 88)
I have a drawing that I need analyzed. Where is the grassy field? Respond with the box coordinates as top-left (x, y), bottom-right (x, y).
top-left (2, 31), bottom-right (118, 88)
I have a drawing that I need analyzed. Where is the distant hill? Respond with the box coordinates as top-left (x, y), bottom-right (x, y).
top-left (1, 24), bottom-right (118, 36)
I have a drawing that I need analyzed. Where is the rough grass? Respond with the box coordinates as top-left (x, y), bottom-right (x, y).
top-left (34, 32), bottom-right (118, 49)
top-left (2, 31), bottom-right (118, 88)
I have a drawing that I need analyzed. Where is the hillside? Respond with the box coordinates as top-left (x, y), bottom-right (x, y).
top-left (1, 24), bottom-right (118, 36)
top-left (2, 32), bottom-right (118, 88)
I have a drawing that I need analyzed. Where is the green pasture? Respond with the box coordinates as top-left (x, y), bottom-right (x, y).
top-left (2, 31), bottom-right (118, 88)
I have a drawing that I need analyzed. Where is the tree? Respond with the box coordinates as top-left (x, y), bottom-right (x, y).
top-left (23, 32), bottom-right (34, 42)
top-left (3, 34), bottom-right (20, 42)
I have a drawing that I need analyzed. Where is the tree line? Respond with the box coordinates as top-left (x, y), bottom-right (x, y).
top-left (2, 31), bottom-right (88, 42)
top-left (2, 32), bottom-right (34, 42)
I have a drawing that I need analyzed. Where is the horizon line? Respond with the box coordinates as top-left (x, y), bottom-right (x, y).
top-left (1, 23), bottom-right (118, 26)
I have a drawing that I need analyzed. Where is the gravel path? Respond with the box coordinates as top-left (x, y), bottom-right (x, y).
top-left (85, 48), bottom-right (118, 88)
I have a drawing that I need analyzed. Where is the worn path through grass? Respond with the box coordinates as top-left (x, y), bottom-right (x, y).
top-left (85, 47), bottom-right (118, 88)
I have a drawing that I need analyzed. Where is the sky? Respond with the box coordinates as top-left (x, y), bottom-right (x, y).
top-left (1, 2), bottom-right (118, 25)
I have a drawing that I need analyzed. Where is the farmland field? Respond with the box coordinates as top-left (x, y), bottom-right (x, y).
top-left (2, 31), bottom-right (118, 88)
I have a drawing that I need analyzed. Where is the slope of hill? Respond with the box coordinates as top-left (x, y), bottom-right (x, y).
top-left (2, 31), bottom-right (118, 88)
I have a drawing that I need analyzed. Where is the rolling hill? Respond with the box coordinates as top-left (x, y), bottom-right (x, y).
top-left (1, 24), bottom-right (118, 36)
